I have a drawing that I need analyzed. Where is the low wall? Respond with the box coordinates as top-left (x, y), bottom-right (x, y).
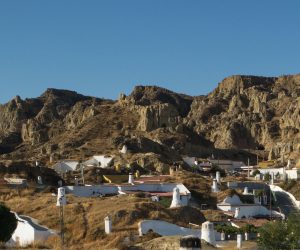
top-left (217, 204), bottom-right (284, 218)
top-left (65, 185), bottom-right (119, 197)
top-left (138, 220), bottom-right (201, 237)
top-left (270, 184), bottom-right (300, 208)
top-left (65, 183), bottom-right (191, 199)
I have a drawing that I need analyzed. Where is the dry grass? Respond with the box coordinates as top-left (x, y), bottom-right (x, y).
top-left (1, 185), bottom-right (206, 250)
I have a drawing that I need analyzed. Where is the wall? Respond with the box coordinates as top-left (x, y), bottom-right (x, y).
top-left (217, 204), bottom-right (283, 219)
top-left (9, 220), bottom-right (34, 247)
top-left (258, 168), bottom-right (299, 180)
top-left (221, 195), bottom-right (243, 205)
top-left (139, 220), bottom-right (201, 237)
top-left (65, 185), bottom-right (119, 197)
top-left (7, 214), bottom-right (54, 247)
top-left (270, 184), bottom-right (300, 208)
top-left (183, 157), bottom-right (196, 167)
top-left (286, 169), bottom-right (300, 180)
top-left (66, 183), bottom-right (191, 201)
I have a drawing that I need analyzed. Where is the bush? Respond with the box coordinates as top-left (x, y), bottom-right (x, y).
top-left (0, 203), bottom-right (17, 242)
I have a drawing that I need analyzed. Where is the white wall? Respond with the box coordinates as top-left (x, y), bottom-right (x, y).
top-left (65, 183), bottom-right (191, 203)
top-left (217, 204), bottom-right (283, 219)
top-left (183, 157), bottom-right (196, 167)
top-left (139, 220), bottom-right (201, 237)
top-left (286, 169), bottom-right (300, 180)
top-left (7, 214), bottom-right (54, 247)
top-left (10, 220), bottom-right (35, 247)
top-left (65, 185), bottom-right (119, 197)
top-left (221, 195), bottom-right (243, 205)
top-left (258, 168), bottom-right (299, 180)
top-left (270, 184), bottom-right (300, 208)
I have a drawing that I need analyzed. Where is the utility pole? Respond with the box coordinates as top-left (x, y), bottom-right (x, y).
top-left (81, 162), bottom-right (85, 185)
top-left (247, 158), bottom-right (250, 178)
top-left (269, 184), bottom-right (272, 220)
top-left (60, 204), bottom-right (64, 249)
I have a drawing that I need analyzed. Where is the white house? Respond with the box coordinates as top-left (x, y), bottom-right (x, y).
top-left (210, 160), bottom-right (245, 171)
top-left (258, 167), bottom-right (300, 180)
top-left (6, 213), bottom-right (55, 247)
top-left (83, 155), bottom-right (114, 168)
top-left (53, 160), bottom-right (79, 174)
top-left (217, 194), bottom-right (284, 219)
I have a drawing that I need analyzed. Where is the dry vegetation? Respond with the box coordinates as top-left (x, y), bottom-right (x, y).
top-left (280, 180), bottom-right (300, 200)
top-left (1, 182), bottom-right (206, 250)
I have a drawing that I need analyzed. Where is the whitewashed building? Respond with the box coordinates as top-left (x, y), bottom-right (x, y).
top-left (83, 155), bottom-right (114, 168)
top-left (258, 167), bottom-right (300, 180)
top-left (210, 160), bottom-right (245, 171)
top-left (138, 220), bottom-right (200, 237)
top-left (53, 160), bottom-right (79, 174)
top-left (217, 194), bottom-right (284, 219)
top-left (65, 182), bottom-right (191, 205)
top-left (6, 213), bottom-right (55, 247)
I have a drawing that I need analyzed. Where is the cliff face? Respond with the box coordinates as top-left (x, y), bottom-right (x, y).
top-left (187, 75), bottom-right (300, 161)
top-left (0, 74), bottom-right (299, 168)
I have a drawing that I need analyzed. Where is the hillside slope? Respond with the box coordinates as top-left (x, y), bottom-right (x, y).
top-left (0, 74), bottom-right (299, 168)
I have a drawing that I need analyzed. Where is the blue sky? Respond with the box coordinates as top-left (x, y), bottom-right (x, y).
top-left (0, 1), bottom-right (299, 103)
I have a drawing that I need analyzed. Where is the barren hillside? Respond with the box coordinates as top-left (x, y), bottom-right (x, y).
top-left (0, 74), bottom-right (299, 169)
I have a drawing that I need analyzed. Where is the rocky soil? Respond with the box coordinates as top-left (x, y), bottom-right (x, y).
top-left (0, 74), bottom-right (299, 170)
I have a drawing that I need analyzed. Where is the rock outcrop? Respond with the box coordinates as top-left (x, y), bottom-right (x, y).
top-left (0, 74), bottom-right (299, 168)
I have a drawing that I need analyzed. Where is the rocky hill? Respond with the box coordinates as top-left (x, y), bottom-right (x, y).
top-left (0, 74), bottom-right (299, 169)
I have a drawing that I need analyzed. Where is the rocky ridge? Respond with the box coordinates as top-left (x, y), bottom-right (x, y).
top-left (0, 74), bottom-right (299, 169)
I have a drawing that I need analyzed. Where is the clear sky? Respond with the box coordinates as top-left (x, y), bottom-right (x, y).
top-left (0, 1), bottom-right (300, 103)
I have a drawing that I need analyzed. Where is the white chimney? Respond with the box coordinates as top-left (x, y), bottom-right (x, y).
top-left (56, 187), bottom-right (67, 206)
top-left (234, 207), bottom-right (240, 219)
top-left (245, 232), bottom-right (249, 241)
top-left (170, 187), bottom-right (182, 208)
top-left (243, 187), bottom-right (249, 195)
top-left (211, 179), bottom-right (219, 193)
top-left (216, 171), bottom-right (221, 183)
top-left (201, 221), bottom-right (216, 246)
top-left (74, 177), bottom-right (79, 186)
top-left (104, 216), bottom-right (112, 234)
top-left (237, 234), bottom-right (242, 249)
top-left (128, 173), bottom-right (134, 184)
top-left (37, 176), bottom-right (43, 185)
top-left (221, 232), bottom-right (225, 241)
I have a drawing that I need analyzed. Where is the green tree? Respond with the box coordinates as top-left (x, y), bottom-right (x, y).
top-left (257, 220), bottom-right (288, 250)
top-left (257, 213), bottom-right (300, 250)
top-left (0, 203), bottom-right (17, 242)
